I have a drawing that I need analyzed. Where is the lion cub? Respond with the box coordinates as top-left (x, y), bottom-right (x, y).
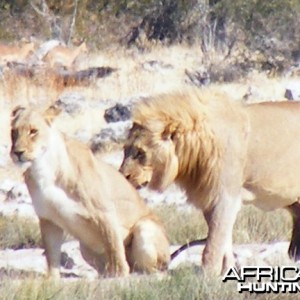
top-left (10, 105), bottom-right (170, 278)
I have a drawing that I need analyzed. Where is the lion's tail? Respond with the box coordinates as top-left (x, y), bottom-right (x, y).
top-left (170, 238), bottom-right (207, 261)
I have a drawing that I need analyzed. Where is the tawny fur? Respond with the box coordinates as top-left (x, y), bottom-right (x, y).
top-left (43, 42), bottom-right (87, 68)
top-left (10, 106), bottom-right (170, 278)
top-left (120, 88), bottom-right (300, 275)
top-left (0, 42), bottom-right (35, 64)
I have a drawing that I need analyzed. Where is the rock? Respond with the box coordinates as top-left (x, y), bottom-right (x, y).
top-left (60, 241), bottom-right (97, 279)
top-left (104, 104), bottom-right (131, 123)
top-left (284, 88), bottom-right (300, 101)
top-left (285, 89), bottom-right (294, 100)
top-left (284, 81), bottom-right (300, 101)
top-left (5, 183), bottom-right (30, 203)
top-left (0, 241), bottom-right (98, 279)
top-left (0, 180), bottom-right (16, 195)
top-left (0, 248), bottom-right (46, 276)
top-left (141, 60), bottom-right (173, 72)
top-left (0, 234), bottom-right (294, 279)
top-left (185, 68), bottom-right (210, 87)
top-left (55, 94), bottom-right (86, 115)
top-left (90, 121), bottom-right (132, 153)
top-left (0, 181), bottom-right (35, 219)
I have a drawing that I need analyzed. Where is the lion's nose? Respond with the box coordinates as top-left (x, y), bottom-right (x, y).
top-left (14, 150), bottom-right (25, 161)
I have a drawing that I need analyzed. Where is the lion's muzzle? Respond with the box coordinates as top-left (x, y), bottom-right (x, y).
top-left (12, 150), bottom-right (25, 162)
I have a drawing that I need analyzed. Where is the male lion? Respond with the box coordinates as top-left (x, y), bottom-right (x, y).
top-left (10, 105), bottom-right (170, 278)
top-left (120, 88), bottom-right (300, 275)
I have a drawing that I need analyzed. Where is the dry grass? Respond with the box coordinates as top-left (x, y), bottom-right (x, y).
top-left (0, 271), bottom-right (236, 300)
top-left (0, 200), bottom-right (293, 299)
top-left (0, 267), bottom-right (296, 300)
top-left (0, 44), bottom-right (296, 135)
top-left (235, 205), bottom-right (292, 244)
top-left (0, 204), bottom-right (291, 250)
top-left (0, 216), bottom-right (41, 249)
top-left (0, 44), bottom-right (298, 299)
top-left (153, 204), bottom-right (292, 246)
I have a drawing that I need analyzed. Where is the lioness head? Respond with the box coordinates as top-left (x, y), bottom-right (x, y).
top-left (10, 105), bottom-right (60, 166)
top-left (120, 123), bottom-right (179, 191)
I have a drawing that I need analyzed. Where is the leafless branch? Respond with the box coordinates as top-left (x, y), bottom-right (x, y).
top-left (67, 0), bottom-right (79, 45)
top-left (30, 0), bottom-right (62, 40)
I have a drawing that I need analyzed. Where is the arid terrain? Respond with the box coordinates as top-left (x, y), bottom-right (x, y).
top-left (0, 12), bottom-right (300, 297)
top-left (0, 2), bottom-right (299, 299)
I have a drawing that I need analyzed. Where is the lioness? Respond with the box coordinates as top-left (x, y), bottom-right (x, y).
top-left (10, 105), bottom-right (170, 278)
top-left (120, 89), bottom-right (300, 275)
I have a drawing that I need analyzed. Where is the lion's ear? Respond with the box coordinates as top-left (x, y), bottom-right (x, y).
top-left (162, 123), bottom-right (177, 141)
top-left (43, 104), bottom-right (62, 124)
top-left (11, 106), bottom-right (26, 120)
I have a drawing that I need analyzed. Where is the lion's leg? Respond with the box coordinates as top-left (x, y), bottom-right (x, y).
top-left (96, 213), bottom-right (130, 276)
top-left (72, 212), bottom-right (129, 277)
top-left (287, 202), bottom-right (300, 260)
top-left (39, 218), bottom-right (64, 279)
top-left (127, 218), bottom-right (170, 273)
top-left (202, 193), bottom-right (241, 275)
top-left (79, 243), bottom-right (106, 274)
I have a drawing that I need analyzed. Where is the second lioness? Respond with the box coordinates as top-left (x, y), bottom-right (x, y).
top-left (10, 105), bottom-right (170, 278)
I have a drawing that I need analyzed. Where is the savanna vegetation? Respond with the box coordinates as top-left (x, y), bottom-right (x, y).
top-left (0, 1), bottom-right (299, 299)
top-left (0, 205), bottom-right (293, 299)
top-left (0, 0), bottom-right (299, 78)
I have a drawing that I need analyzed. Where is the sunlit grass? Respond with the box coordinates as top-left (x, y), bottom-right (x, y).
top-left (153, 204), bottom-right (292, 245)
top-left (1, 267), bottom-right (292, 300)
top-left (0, 204), bottom-right (291, 251)
top-left (0, 216), bottom-right (41, 249)
top-left (0, 268), bottom-right (240, 300)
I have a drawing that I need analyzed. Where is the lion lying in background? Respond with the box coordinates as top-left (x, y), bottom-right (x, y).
top-left (10, 105), bottom-right (170, 278)
top-left (120, 88), bottom-right (300, 275)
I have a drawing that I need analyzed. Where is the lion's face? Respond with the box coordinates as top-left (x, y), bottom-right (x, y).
top-left (120, 123), bottom-right (179, 192)
top-left (10, 107), bottom-right (54, 166)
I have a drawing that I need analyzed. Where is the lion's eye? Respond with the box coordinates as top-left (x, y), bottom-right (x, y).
top-left (134, 149), bottom-right (146, 162)
top-left (29, 128), bottom-right (38, 136)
